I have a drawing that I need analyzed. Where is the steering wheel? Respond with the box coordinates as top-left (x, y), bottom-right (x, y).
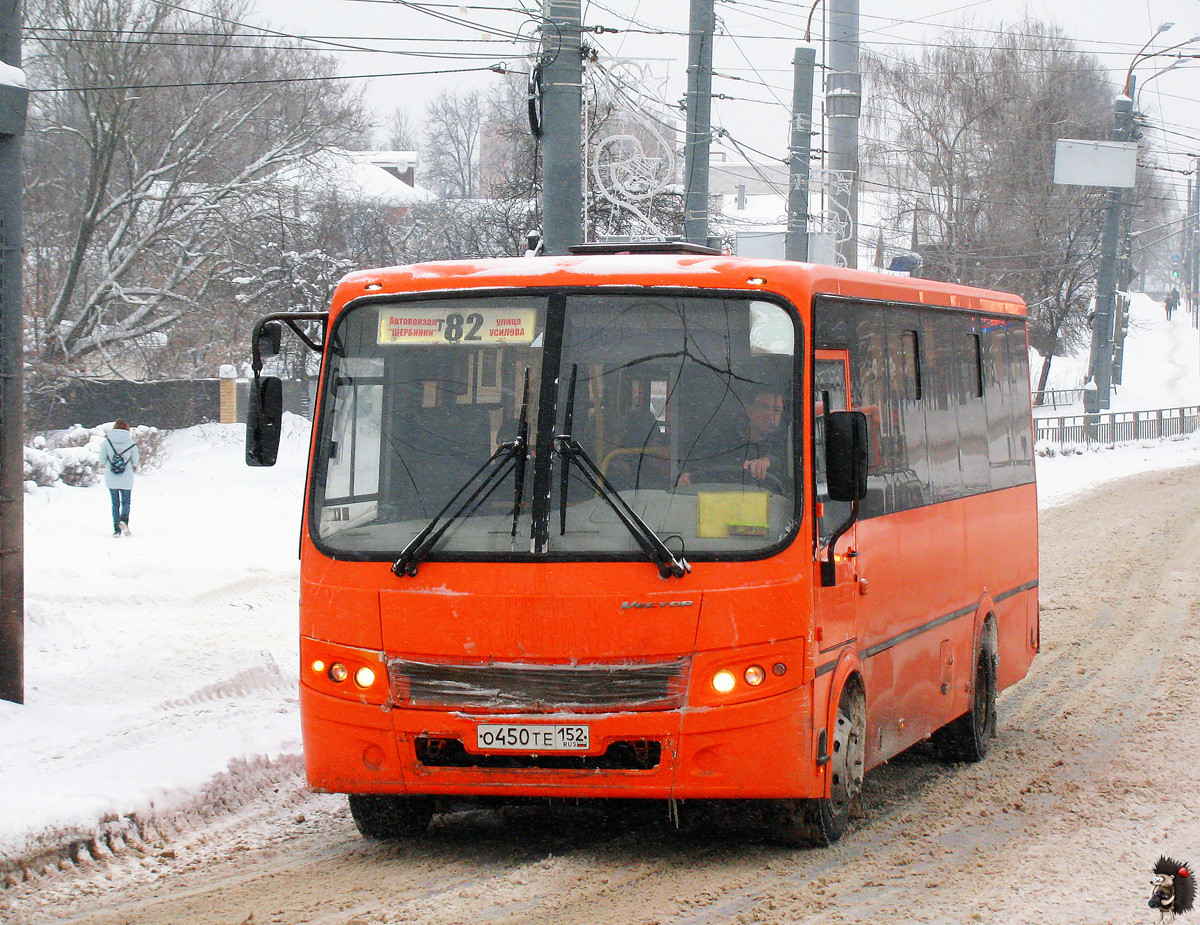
top-left (690, 461), bottom-right (789, 497)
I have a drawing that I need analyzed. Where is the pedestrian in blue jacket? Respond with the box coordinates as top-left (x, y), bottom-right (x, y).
top-left (101, 420), bottom-right (140, 537)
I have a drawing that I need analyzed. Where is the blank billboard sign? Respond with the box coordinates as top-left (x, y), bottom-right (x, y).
top-left (1053, 140), bottom-right (1138, 189)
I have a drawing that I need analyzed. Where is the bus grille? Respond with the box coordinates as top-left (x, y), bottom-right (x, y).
top-left (387, 657), bottom-right (690, 712)
top-left (415, 736), bottom-right (662, 770)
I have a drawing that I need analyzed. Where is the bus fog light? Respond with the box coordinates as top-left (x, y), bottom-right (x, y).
top-left (329, 663), bottom-right (349, 683)
top-left (744, 665), bottom-right (766, 686)
top-left (354, 666), bottom-right (376, 689)
top-left (712, 670), bottom-right (736, 694)
top-left (311, 660), bottom-right (326, 674)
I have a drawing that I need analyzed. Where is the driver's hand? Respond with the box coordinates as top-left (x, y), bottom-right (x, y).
top-left (744, 457), bottom-right (770, 480)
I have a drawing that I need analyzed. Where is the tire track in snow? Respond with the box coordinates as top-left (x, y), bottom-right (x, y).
top-left (9, 463), bottom-right (1200, 924)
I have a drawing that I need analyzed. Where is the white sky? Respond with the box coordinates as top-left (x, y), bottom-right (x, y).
top-left (2, 290), bottom-right (1198, 861)
top-left (243, 0), bottom-right (1200, 203)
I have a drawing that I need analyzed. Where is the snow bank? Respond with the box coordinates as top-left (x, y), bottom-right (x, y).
top-left (1, 416), bottom-right (310, 863)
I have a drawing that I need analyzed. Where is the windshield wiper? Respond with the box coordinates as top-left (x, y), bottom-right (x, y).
top-left (558, 364), bottom-right (579, 536)
top-left (510, 367), bottom-right (532, 541)
top-left (554, 437), bottom-right (689, 579)
top-left (553, 364), bottom-right (688, 579)
top-left (554, 437), bottom-right (690, 581)
top-left (392, 369), bottom-right (531, 577)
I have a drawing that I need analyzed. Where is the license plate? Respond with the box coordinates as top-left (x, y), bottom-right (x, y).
top-left (475, 724), bottom-right (590, 752)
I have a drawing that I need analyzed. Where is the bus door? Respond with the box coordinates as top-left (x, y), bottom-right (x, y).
top-left (814, 350), bottom-right (858, 654)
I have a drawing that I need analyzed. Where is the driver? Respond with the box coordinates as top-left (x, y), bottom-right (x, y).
top-left (678, 386), bottom-right (788, 487)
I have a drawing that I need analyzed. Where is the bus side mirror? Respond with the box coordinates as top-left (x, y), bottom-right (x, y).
top-left (825, 410), bottom-right (869, 502)
top-left (246, 376), bottom-right (283, 467)
top-left (256, 321), bottom-right (282, 360)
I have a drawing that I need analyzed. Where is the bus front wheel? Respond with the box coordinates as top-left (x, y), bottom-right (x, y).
top-left (348, 794), bottom-right (434, 839)
top-left (768, 681), bottom-right (865, 846)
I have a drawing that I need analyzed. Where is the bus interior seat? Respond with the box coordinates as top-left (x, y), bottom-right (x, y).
top-left (603, 409), bottom-right (671, 490)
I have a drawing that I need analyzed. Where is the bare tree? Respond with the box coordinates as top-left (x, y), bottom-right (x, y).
top-left (23, 0), bottom-right (369, 385)
top-left (382, 107), bottom-right (419, 152)
top-left (863, 22), bottom-right (1167, 388)
top-left (403, 74), bottom-right (538, 259)
top-left (479, 71), bottom-right (539, 202)
top-left (423, 89), bottom-right (483, 198)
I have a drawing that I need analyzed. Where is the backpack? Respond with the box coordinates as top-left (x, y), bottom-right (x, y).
top-left (106, 437), bottom-right (132, 475)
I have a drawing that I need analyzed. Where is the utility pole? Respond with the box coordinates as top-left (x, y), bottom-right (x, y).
top-left (0, 0), bottom-right (26, 705)
top-left (1085, 95), bottom-right (1134, 413)
top-left (682, 0), bottom-right (714, 246)
top-left (826, 0), bottom-right (860, 268)
top-left (1191, 157), bottom-right (1200, 321)
top-left (1186, 173), bottom-right (1194, 322)
top-left (540, 0), bottom-right (583, 256)
top-left (786, 45), bottom-right (817, 262)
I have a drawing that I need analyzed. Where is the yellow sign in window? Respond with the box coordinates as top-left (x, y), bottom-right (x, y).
top-left (696, 490), bottom-right (770, 538)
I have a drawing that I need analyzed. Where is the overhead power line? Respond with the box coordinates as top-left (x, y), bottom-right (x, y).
top-left (36, 65), bottom-right (500, 94)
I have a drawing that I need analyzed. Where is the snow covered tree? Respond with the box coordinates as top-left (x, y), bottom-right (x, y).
top-left (23, 0), bottom-right (369, 387)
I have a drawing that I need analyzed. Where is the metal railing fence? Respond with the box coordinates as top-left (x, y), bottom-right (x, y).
top-left (1031, 388), bottom-right (1085, 408)
top-left (1034, 405), bottom-right (1200, 451)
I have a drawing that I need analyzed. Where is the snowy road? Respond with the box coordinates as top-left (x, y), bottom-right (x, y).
top-left (6, 461), bottom-right (1200, 925)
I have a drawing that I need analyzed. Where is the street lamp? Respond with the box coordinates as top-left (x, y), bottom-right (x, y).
top-left (804, 0), bottom-right (824, 41)
top-left (1124, 22), bottom-right (1175, 93)
top-left (1130, 35), bottom-right (1200, 106)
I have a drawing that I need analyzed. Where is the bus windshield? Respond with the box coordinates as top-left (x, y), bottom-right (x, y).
top-left (311, 291), bottom-right (799, 561)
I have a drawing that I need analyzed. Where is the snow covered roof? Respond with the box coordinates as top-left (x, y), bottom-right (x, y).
top-left (0, 61), bottom-right (26, 88)
top-left (719, 192), bottom-right (787, 230)
top-left (277, 149), bottom-right (435, 209)
top-left (358, 150), bottom-right (418, 173)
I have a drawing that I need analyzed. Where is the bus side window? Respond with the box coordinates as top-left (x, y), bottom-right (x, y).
top-left (814, 358), bottom-right (851, 544)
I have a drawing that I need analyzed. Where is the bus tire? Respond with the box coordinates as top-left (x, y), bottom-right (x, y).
top-left (768, 681), bottom-right (865, 846)
top-left (934, 631), bottom-right (997, 763)
top-left (348, 794), bottom-right (434, 839)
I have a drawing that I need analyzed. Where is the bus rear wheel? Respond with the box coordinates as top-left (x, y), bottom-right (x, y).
top-left (348, 794), bottom-right (434, 839)
top-left (934, 635), bottom-right (997, 763)
top-left (768, 682), bottom-right (865, 846)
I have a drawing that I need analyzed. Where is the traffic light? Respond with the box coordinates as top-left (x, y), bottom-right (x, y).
top-left (1171, 253), bottom-right (1181, 279)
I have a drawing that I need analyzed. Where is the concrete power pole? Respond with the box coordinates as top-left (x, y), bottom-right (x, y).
top-left (1192, 157), bottom-right (1200, 317)
top-left (682, 0), bottom-right (715, 246)
top-left (826, 0), bottom-right (860, 268)
top-left (786, 45), bottom-right (816, 262)
top-left (1085, 96), bottom-right (1134, 413)
top-left (540, 0), bottom-right (583, 256)
top-left (0, 0), bottom-right (25, 705)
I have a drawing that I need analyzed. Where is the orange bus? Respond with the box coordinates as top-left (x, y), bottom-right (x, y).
top-left (246, 244), bottom-right (1038, 845)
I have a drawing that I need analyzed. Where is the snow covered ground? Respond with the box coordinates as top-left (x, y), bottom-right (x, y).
top-left (1032, 292), bottom-right (1200, 414)
top-left (1, 292), bottom-right (1198, 868)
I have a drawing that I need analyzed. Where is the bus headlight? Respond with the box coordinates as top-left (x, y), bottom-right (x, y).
top-left (329, 663), bottom-right (349, 683)
top-left (744, 665), bottom-right (766, 686)
top-left (712, 669), bottom-right (736, 694)
top-left (354, 666), bottom-right (376, 689)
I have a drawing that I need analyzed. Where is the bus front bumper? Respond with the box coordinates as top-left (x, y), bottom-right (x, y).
top-left (300, 682), bottom-right (819, 801)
